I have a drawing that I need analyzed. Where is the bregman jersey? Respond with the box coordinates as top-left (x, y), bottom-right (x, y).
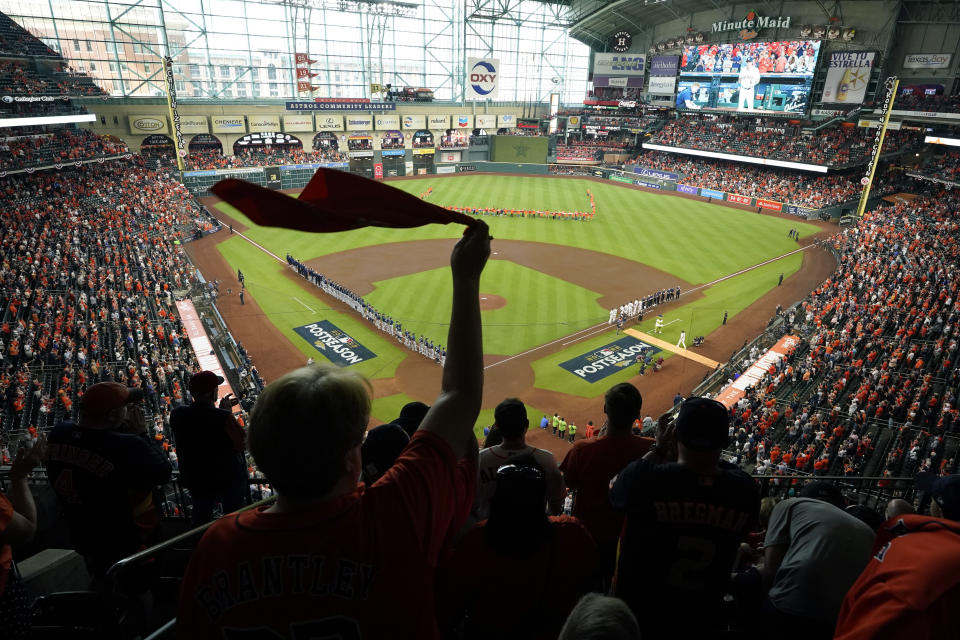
top-left (610, 459), bottom-right (759, 634)
top-left (176, 431), bottom-right (475, 639)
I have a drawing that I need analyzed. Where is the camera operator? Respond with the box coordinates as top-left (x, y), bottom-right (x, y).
top-left (170, 371), bottom-right (250, 525)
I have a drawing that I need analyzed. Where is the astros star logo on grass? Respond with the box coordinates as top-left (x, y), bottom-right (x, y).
top-left (513, 145), bottom-right (528, 158)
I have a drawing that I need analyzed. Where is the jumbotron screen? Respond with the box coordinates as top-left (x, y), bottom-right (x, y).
top-left (676, 40), bottom-right (822, 114)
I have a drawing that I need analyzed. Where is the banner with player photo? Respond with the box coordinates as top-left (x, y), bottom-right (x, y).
top-left (559, 336), bottom-right (660, 383)
top-left (821, 52), bottom-right (874, 104)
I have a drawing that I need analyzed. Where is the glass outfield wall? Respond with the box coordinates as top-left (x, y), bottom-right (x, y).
top-left (1, 0), bottom-right (589, 104)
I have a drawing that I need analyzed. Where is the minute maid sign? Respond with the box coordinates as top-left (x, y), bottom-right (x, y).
top-left (712, 11), bottom-right (791, 38)
top-left (559, 336), bottom-right (659, 383)
top-left (293, 320), bottom-right (377, 366)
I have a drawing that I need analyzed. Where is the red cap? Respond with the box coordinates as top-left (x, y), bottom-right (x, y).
top-left (81, 382), bottom-right (144, 415)
top-left (189, 371), bottom-right (225, 395)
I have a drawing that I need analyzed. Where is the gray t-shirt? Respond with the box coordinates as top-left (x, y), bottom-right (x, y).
top-left (764, 498), bottom-right (875, 624)
top-left (474, 444), bottom-right (564, 520)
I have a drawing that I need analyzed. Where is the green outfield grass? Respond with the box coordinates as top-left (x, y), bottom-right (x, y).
top-left (213, 174), bottom-right (823, 403)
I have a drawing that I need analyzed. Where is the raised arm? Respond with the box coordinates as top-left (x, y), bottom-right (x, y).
top-left (419, 221), bottom-right (490, 455)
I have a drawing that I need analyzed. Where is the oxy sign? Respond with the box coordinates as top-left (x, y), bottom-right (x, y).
top-left (466, 58), bottom-right (499, 100)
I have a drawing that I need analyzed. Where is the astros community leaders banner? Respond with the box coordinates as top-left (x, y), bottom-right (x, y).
top-left (292, 320), bottom-right (376, 366)
top-left (559, 336), bottom-right (659, 383)
top-left (466, 57), bottom-right (499, 100)
top-left (821, 52), bottom-right (874, 104)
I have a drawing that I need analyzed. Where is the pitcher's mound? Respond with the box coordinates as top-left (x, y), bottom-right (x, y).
top-left (479, 294), bottom-right (506, 310)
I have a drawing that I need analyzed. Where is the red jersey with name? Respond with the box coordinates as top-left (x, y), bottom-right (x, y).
top-left (176, 431), bottom-right (475, 639)
top-left (835, 514), bottom-right (960, 640)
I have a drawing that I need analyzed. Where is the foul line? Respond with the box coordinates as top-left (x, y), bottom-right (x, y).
top-left (292, 296), bottom-right (316, 313)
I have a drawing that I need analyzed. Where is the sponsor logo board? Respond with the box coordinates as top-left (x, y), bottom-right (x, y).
top-left (247, 115), bottom-right (281, 132)
top-left (455, 115), bottom-right (473, 129)
top-left (903, 53), bottom-right (951, 69)
top-left (211, 116), bottom-right (246, 133)
top-left (727, 193), bottom-right (753, 205)
top-left (282, 114), bottom-right (314, 132)
top-left (474, 114), bottom-right (497, 129)
top-left (498, 114), bottom-right (516, 128)
top-left (593, 53), bottom-right (646, 76)
top-left (647, 76), bottom-right (676, 95)
top-left (345, 115), bottom-right (373, 131)
top-left (821, 52), bottom-right (874, 104)
top-left (428, 114), bottom-right (449, 129)
top-left (757, 198), bottom-right (782, 211)
top-left (292, 321), bottom-right (376, 366)
top-left (701, 188), bottom-right (725, 199)
top-left (178, 115), bottom-right (208, 133)
top-left (633, 167), bottom-right (678, 181)
top-left (677, 184), bottom-right (699, 195)
top-left (129, 115), bottom-right (168, 133)
top-left (375, 114), bottom-right (400, 130)
top-left (634, 180), bottom-right (662, 189)
top-left (316, 115), bottom-right (344, 131)
top-left (650, 55), bottom-right (680, 76)
top-left (402, 114), bottom-right (426, 129)
top-left (559, 336), bottom-right (660, 383)
top-left (466, 57), bottom-right (499, 100)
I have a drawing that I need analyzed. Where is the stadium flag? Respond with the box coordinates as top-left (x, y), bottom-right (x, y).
top-left (295, 53), bottom-right (318, 65)
top-left (211, 169), bottom-right (477, 232)
top-left (296, 68), bottom-right (318, 79)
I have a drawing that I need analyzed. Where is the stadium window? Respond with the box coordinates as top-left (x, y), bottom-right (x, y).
top-left (89, 62), bottom-right (96, 71)
top-left (109, 62), bottom-right (117, 72)
top-left (221, 65), bottom-right (230, 77)
top-left (190, 64), bottom-right (199, 76)
top-left (113, 115), bottom-right (119, 124)
top-left (86, 40), bottom-right (93, 52)
top-left (267, 64), bottom-right (277, 80)
top-left (101, 116), bottom-right (106, 125)
top-left (144, 63), bottom-right (151, 73)
top-left (73, 39), bottom-right (80, 51)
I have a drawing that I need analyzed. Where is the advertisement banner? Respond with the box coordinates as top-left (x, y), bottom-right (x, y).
top-left (903, 53), bottom-right (952, 69)
top-left (701, 188), bottom-right (725, 199)
top-left (315, 115), bottom-right (344, 131)
top-left (412, 148), bottom-right (435, 155)
top-left (474, 114), bottom-right (497, 129)
top-left (128, 115), bottom-right (168, 134)
top-left (282, 114), bottom-right (314, 132)
top-left (608, 77), bottom-right (628, 88)
top-left (285, 100), bottom-right (395, 111)
top-left (373, 163), bottom-right (383, 179)
top-left (453, 115), bottom-right (472, 129)
top-left (858, 119), bottom-right (901, 130)
top-left (380, 149), bottom-right (406, 157)
top-left (633, 167), bottom-right (678, 182)
top-left (211, 116), bottom-right (246, 133)
top-left (345, 114), bottom-right (373, 131)
top-left (429, 114), bottom-right (450, 129)
top-left (401, 114), bottom-right (426, 130)
top-left (374, 114), bottom-right (400, 130)
top-left (757, 198), bottom-right (782, 211)
top-left (247, 115), bottom-right (281, 132)
top-left (558, 335), bottom-right (660, 383)
top-left (466, 57), bottom-right (500, 100)
top-left (498, 114), bottom-right (516, 128)
top-left (634, 180), bottom-right (662, 189)
top-left (821, 52), bottom-right (875, 104)
top-left (715, 335), bottom-right (799, 408)
top-left (609, 174), bottom-right (634, 184)
top-left (593, 53), bottom-right (646, 77)
top-left (727, 193), bottom-right (753, 205)
top-left (178, 115), bottom-right (209, 134)
top-left (567, 115), bottom-right (581, 128)
top-left (677, 184), bottom-right (699, 195)
top-left (647, 76), bottom-right (676, 95)
top-left (650, 55), bottom-right (680, 76)
top-left (437, 165), bottom-right (456, 174)
top-left (292, 321), bottom-right (377, 367)
top-left (438, 151), bottom-right (461, 163)
top-left (787, 204), bottom-right (816, 216)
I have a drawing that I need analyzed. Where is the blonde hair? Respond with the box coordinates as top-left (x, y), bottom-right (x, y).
top-left (249, 365), bottom-right (371, 499)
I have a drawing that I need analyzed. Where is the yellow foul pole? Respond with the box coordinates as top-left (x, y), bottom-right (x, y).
top-left (856, 76), bottom-right (899, 217)
top-left (162, 55), bottom-right (185, 172)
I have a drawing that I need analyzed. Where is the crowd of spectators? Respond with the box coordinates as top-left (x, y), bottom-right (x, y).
top-left (0, 59), bottom-right (105, 96)
top-left (720, 188), bottom-right (960, 492)
top-left (650, 115), bottom-right (924, 168)
top-left (0, 128), bottom-right (128, 171)
top-left (0, 158), bottom-right (218, 470)
top-left (0, 12), bottom-right (58, 58)
top-left (892, 92), bottom-right (960, 114)
top-left (178, 146), bottom-right (346, 170)
top-left (637, 150), bottom-right (901, 208)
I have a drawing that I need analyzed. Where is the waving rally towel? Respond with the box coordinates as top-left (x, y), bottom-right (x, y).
top-left (211, 168), bottom-right (476, 233)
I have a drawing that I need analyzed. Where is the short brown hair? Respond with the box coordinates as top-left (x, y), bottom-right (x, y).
top-left (249, 365), bottom-right (371, 499)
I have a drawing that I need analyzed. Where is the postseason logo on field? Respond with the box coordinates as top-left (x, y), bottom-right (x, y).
top-left (293, 320), bottom-right (377, 367)
top-left (559, 336), bottom-right (660, 383)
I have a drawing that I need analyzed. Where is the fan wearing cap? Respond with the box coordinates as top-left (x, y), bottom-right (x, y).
top-left (757, 480), bottom-right (875, 639)
top-left (44, 382), bottom-right (172, 582)
top-left (170, 371), bottom-right (248, 525)
top-left (609, 397), bottom-right (759, 637)
top-left (835, 474), bottom-right (960, 640)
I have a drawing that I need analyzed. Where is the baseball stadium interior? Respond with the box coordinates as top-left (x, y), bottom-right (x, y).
top-left (1, 0), bottom-right (960, 637)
